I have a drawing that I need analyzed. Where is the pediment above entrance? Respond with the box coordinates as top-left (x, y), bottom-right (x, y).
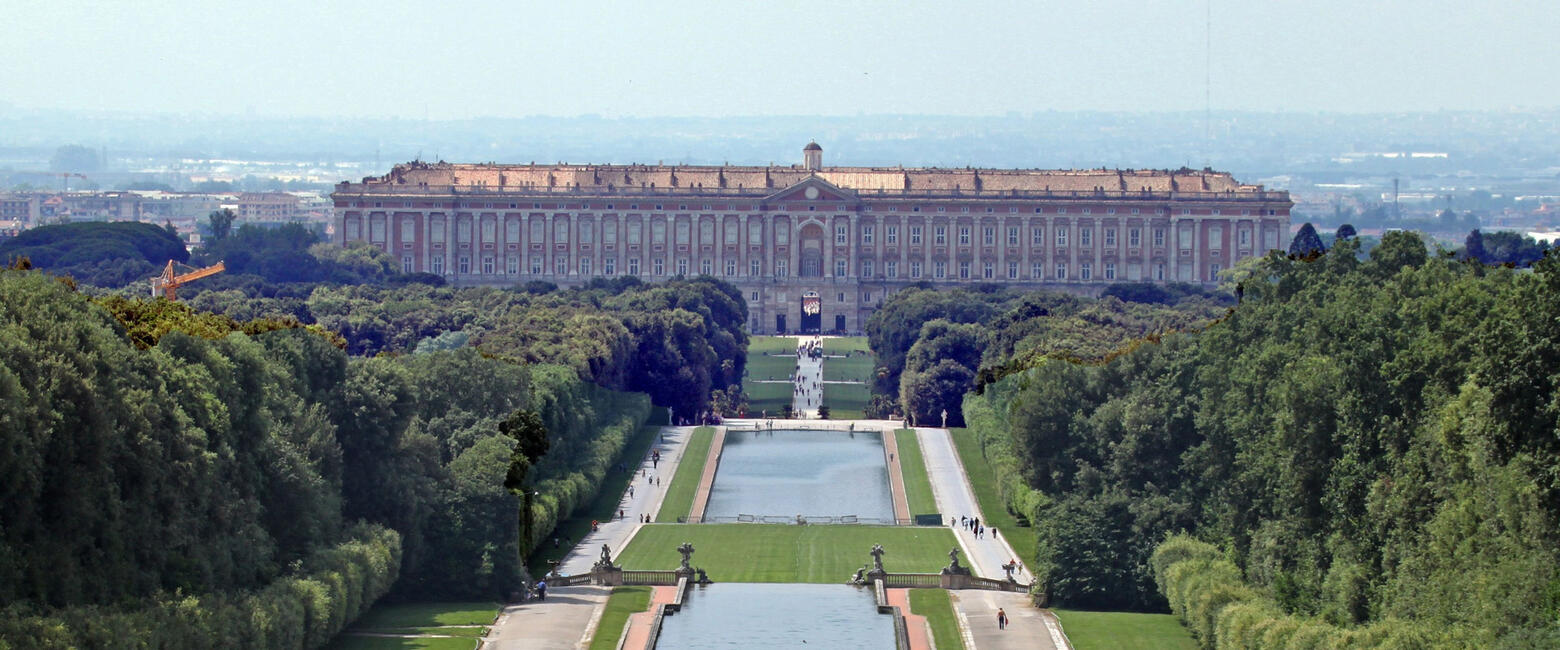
top-left (764, 176), bottom-right (860, 207)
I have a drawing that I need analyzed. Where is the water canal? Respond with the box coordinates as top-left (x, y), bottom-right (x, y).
top-left (703, 428), bottom-right (893, 521)
top-left (655, 583), bottom-right (894, 649)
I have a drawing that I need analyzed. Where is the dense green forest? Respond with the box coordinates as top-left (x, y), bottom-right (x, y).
top-left (960, 234), bottom-right (1560, 646)
top-left (0, 221), bottom-right (188, 287)
top-left (0, 270), bottom-right (652, 647)
top-left (865, 283), bottom-right (1228, 426)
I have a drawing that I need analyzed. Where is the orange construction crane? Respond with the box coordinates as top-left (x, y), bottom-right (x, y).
top-left (150, 260), bottom-right (225, 300)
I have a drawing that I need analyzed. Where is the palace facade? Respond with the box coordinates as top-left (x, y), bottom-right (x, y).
top-left (332, 143), bottom-right (1291, 334)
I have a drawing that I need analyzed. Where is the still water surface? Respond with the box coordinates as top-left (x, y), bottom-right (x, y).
top-left (704, 429), bottom-right (892, 520)
top-left (655, 583), bottom-right (894, 649)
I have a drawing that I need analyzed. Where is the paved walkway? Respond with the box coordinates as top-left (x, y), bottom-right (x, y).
top-left (792, 336), bottom-right (824, 418)
top-left (686, 426), bottom-right (728, 523)
top-left (881, 428), bottom-right (912, 524)
top-left (556, 426), bottom-right (695, 575)
top-left (620, 585), bottom-right (678, 650)
top-left (486, 585), bottom-right (610, 650)
top-left (917, 427), bottom-right (1036, 585)
top-left (886, 588), bottom-right (933, 650)
top-left (952, 590), bottom-right (1063, 650)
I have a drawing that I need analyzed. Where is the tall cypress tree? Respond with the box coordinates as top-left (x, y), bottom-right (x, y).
top-left (1288, 222), bottom-right (1325, 258)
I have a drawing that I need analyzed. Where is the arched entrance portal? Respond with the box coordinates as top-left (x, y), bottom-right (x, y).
top-left (800, 291), bottom-right (822, 334)
top-left (798, 223), bottom-right (825, 277)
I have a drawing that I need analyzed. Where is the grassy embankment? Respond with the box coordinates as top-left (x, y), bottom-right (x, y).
top-left (894, 429), bottom-right (938, 518)
top-left (586, 586), bottom-right (654, 650)
top-left (948, 428), bottom-right (1038, 566)
top-left (744, 335), bottom-right (801, 415)
top-left (909, 588), bottom-right (967, 650)
top-left (618, 524), bottom-right (958, 582)
top-left (1052, 610), bottom-right (1196, 650)
top-left (654, 426), bottom-right (714, 522)
top-left (527, 424), bottom-right (662, 575)
top-left (822, 336), bottom-right (873, 418)
top-left (329, 602), bottom-right (499, 650)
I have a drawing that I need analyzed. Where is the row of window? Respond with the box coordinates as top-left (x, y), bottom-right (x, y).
top-left (401, 253), bottom-right (1233, 283)
top-left (360, 198), bottom-right (1280, 219)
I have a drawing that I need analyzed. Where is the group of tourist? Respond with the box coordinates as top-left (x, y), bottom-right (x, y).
top-left (792, 337), bottom-right (825, 412)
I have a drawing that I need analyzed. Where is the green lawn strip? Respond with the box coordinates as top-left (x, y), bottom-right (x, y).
top-left (823, 336), bottom-right (872, 354)
top-left (527, 424), bottom-right (662, 575)
top-left (949, 428), bottom-right (1038, 564)
top-left (909, 588), bottom-right (967, 650)
top-left (618, 524), bottom-right (957, 582)
top-left (351, 602), bottom-right (500, 628)
top-left (586, 586), bottom-right (654, 650)
top-left (745, 352), bottom-right (798, 382)
top-left (894, 430), bottom-right (937, 517)
top-left (328, 636), bottom-right (476, 650)
top-left (363, 627), bottom-right (487, 638)
top-left (747, 335), bottom-right (798, 354)
top-left (742, 380), bottom-right (793, 417)
top-left (822, 354), bottom-right (876, 383)
top-left (822, 382), bottom-right (871, 420)
top-left (1052, 610), bottom-right (1197, 650)
top-left (655, 426), bottom-right (714, 522)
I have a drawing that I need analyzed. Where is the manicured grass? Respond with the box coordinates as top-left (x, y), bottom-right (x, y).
top-left (746, 351), bottom-right (798, 382)
top-left (388, 627), bottom-right (487, 638)
top-left (823, 354), bottom-right (876, 383)
top-left (909, 588), bottom-right (967, 650)
top-left (528, 425), bottom-right (663, 575)
top-left (748, 335), bottom-right (798, 354)
top-left (1053, 610), bottom-right (1197, 650)
top-left (822, 382), bottom-right (871, 420)
top-left (822, 336), bottom-right (872, 354)
top-left (743, 381), bottom-right (794, 417)
top-left (949, 428), bottom-right (1038, 564)
top-left (894, 430), bottom-right (937, 517)
top-left (655, 427), bottom-right (714, 522)
top-left (618, 524), bottom-right (960, 583)
top-left (329, 637), bottom-right (477, 650)
top-left (351, 602), bottom-right (499, 628)
top-left (587, 586), bottom-right (653, 650)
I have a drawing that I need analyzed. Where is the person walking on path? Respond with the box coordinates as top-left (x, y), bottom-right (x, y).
top-left (997, 608), bottom-right (1008, 630)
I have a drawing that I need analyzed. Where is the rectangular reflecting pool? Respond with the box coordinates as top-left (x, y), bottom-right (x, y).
top-left (705, 429), bottom-right (893, 521)
top-left (655, 583), bottom-right (893, 649)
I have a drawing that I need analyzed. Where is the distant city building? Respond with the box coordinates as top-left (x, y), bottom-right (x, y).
top-left (331, 143), bottom-right (1292, 334)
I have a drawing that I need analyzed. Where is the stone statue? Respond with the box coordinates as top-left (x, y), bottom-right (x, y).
top-left (598, 543), bottom-right (613, 566)
top-left (941, 546), bottom-right (971, 576)
top-left (948, 546), bottom-right (961, 567)
top-left (851, 565), bottom-right (867, 585)
top-left (870, 543), bottom-right (886, 572)
top-left (677, 542), bottom-right (695, 569)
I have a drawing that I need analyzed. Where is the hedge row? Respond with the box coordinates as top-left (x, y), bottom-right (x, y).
top-left (527, 377), bottom-right (652, 554)
top-left (0, 524), bottom-right (401, 650)
top-left (1152, 535), bottom-right (1497, 649)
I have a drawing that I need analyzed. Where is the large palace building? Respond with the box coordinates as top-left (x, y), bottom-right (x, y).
top-left (333, 143), bottom-right (1291, 334)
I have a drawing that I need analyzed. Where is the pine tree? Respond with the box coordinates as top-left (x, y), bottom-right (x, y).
top-left (1464, 229), bottom-right (1488, 264)
top-left (1288, 222), bottom-right (1325, 258)
top-left (1336, 223), bottom-right (1357, 241)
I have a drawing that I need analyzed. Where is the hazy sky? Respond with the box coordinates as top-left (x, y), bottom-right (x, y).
top-left (5, 0), bottom-right (1558, 119)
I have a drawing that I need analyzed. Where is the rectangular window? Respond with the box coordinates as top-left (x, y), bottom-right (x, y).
top-left (982, 227), bottom-right (994, 246)
top-left (861, 260), bottom-right (873, 277)
top-left (1031, 262), bottom-right (1043, 279)
top-left (653, 258), bottom-right (665, 275)
top-left (1209, 225), bottom-right (1223, 250)
top-left (1154, 263), bottom-right (1165, 281)
top-left (1007, 262), bottom-right (1018, 279)
top-left (1056, 229), bottom-right (1068, 246)
top-left (651, 221), bottom-right (666, 245)
top-left (370, 220), bottom-right (386, 242)
top-left (401, 255), bottom-right (414, 273)
top-left (1080, 228), bottom-right (1092, 247)
top-left (1081, 262), bottom-right (1092, 281)
top-left (676, 258), bottom-right (689, 275)
top-left (750, 259), bottom-right (761, 276)
top-left (1007, 227), bottom-right (1019, 246)
top-left (400, 219), bottom-right (415, 241)
top-left (862, 225), bottom-right (874, 244)
top-left (629, 221), bottom-right (643, 245)
top-left (676, 221), bottom-right (690, 246)
top-left (554, 219), bottom-right (569, 244)
top-left (776, 221), bottom-right (790, 244)
top-left (982, 262), bottom-right (994, 279)
top-left (555, 257), bottom-right (569, 275)
top-left (1104, 262), bottom-right (1116, 280)
top-left (958, 261), bottom-right (970, 279)
top-left (700, 220), bottom-right (714, 245)
top-left (776, 260), bottom-right (788, 277)
top-left (1129, 228), bottom-right (1141, 247)
top-left (530, 256), bottom-right (543, 274)
top-left (934, 261), bottom-right (947, 278)
top-left (700, 259), bottom-right (712, 275)
top-left (580, 222), bottom-right (594, 244)
top-left (431, 256), bottom-right (443, 274)
top-left (458, 256), bottom-right (470, 274)
top-left (886, 225), bottom-right (898, 244)
top-left (1154, 228), bottom-right (1166, 247)
top-left (456, 220), bottom-right (470, 243)
top-left (910, 226), bottom-right (923, 245)
top-left (1104, 228), bottom-right (1117, 247)
top-left (835, 259), bottom-right (847, 277)
top-left (628, 258), bottom-right (640, 275)
top-left (604, 258), bottom-right (616, 275)
top-left (1031, 227), bottom-right (1044, 246)
top-left (725, 259), bottom-right (737, 276)
top-left (530, 219), bottom-right (544, 243)
top-left (958, 227), bottom-right (970, 245)
top-left (935, 226), bottom-right (948, 245)
top-left (1240, 228), bottom-right (1251, 246)
top-left (603, 222), bottom-right (617, 244)
top-left (482, 220), bottom-right (495, 243)
top-left (1210, 263), bottom-right (1221, 279)
top-left (482, 256), bottom-right (494, 274)
top-left (507, 256), bottom-right (519, 275)
top-left (836, 225), bottom-right (848, 245)
top-left (748, 220), bottom-right (763, 245)
top-left (581, 257), bottom-right (593, 275)
top-left (910, 261), bottom-right (923, 278)
top-left (886, 261), bottom-right (898, 278)
top-left (724, 222), bottom-right (738, 244)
